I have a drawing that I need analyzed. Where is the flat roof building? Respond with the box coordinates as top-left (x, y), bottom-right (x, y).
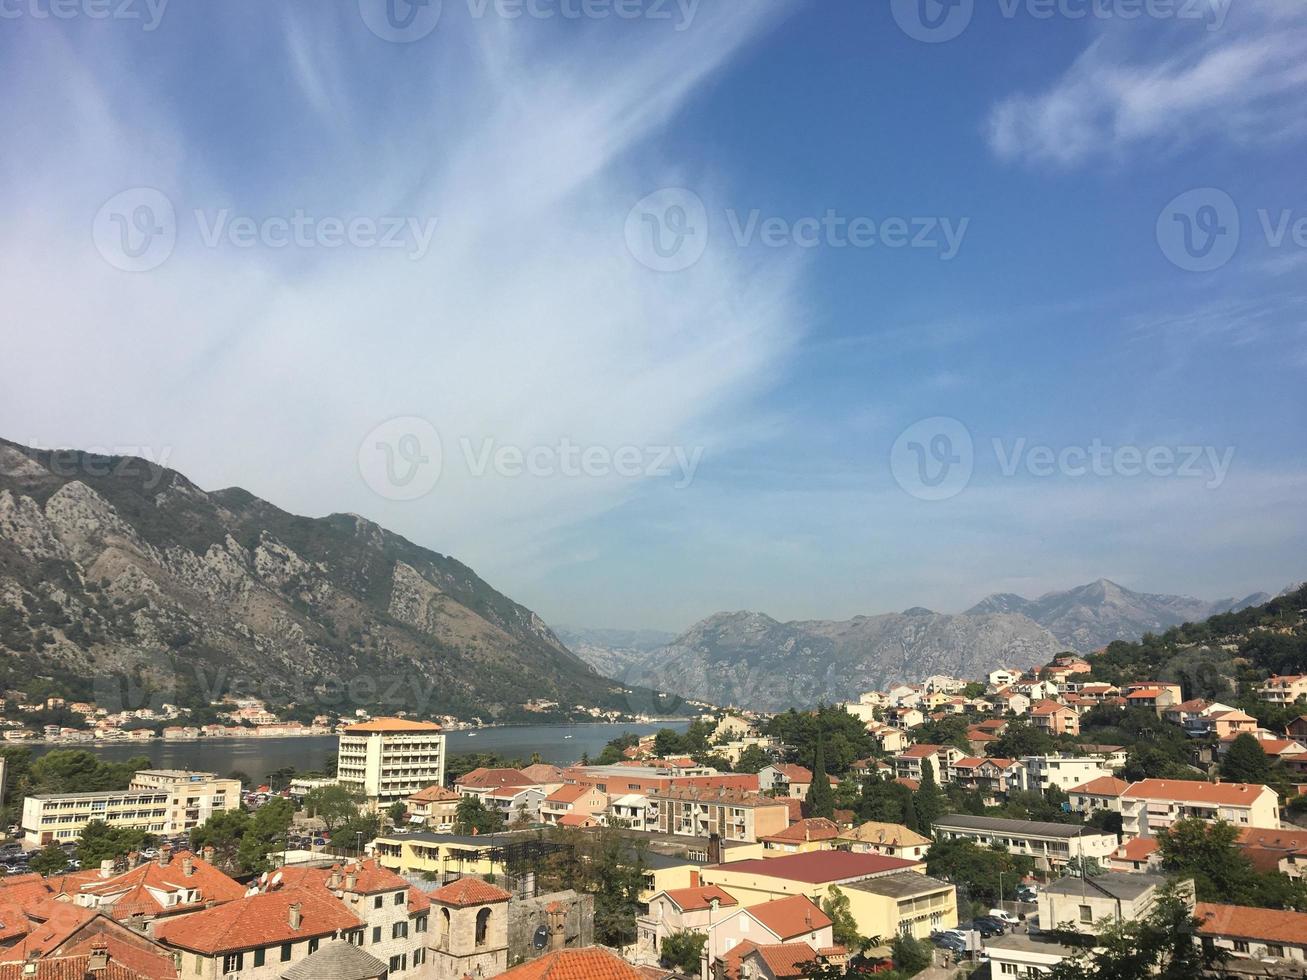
top-left (337, 718), bottom-right (445, 808)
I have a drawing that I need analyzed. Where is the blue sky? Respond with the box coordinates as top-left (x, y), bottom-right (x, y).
top-left (1, 0), bottom-right (1304, 631)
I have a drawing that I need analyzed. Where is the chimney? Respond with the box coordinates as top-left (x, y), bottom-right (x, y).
top-left (327, 867), bottom-right (342, 890)
top-left (158, 845), bottom-right (172, 866)
top-left (87, 942), bottom-right (110, 973)
top-left (345, 871), bottom-right (357, 891)
top-left (707, 833), bottom-right (722, 865)
top-left (99, 859), bottom-right (115, 879)
top-left (288, 903), bottom-right (303, 930)
top-left (690, 870), bottom-right (700, 888)
top-left (182, 856), bottom-right (195, 877)
top-left (202, 845), bottom-right (216, 862)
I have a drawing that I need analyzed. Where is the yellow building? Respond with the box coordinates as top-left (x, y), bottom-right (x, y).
top-left (699, 850), bottom-right (955, 940)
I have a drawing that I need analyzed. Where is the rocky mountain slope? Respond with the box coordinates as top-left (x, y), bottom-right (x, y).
top-left (966, 578), bottom-right (1271, 651)
top-left (552, 626), bottom-right (676, 681)
top-left (0, 438), bottom-right (631, 721)
top-left (622, 608), bottom-right (1064, 712)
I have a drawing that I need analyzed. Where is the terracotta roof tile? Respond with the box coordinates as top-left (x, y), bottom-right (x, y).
top-left (749, 942), bottom-right (818, 978)
top-left (498, 947), bottom-right (645, 980)
top-left (1195, 902), bottom-right (1307, 945)
top-left (745, 896), bottom-right (833, 940)
top-left (429, 877), bottom-right (513, 906)
top-left (760, 818), bottom-right (841, 845)
top-left (661, 886), bottom-right (738, 912)
top-left (1068, 777), bottom-right (1130, 796)
top-left (1124, 779), bottom-right (1273, 806)
top-left (341, 717), bottom-right (441, 733)
top-left (153, 885), bottom-right (361, 954)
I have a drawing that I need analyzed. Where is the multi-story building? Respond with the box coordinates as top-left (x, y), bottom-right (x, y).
top-left (1119, 779), bottom-right (1280, 835)
top-left (894, 745), bottom-right (961, 783)
top-left (1019, 755), bottom-right (1112, 794)
top-left (1196, 903), bottom-right (1307, 965)
top-left (21, 769), bottom-right (240, 846)
top-left (646, 786), bottom-right (789, 843)
top-left (407, 785), bottom-right (461, 832)
top-left (1029, 700), bottom-right (1080, 737)
top-left (1067, 776), bottom-right (1131, 816)
top-left (336, 718), bottom-right (446, 809)
top-left (1258, 675), bottom-right (1307, 705)
top-left (930, 814), bottom-right (1118, 872)
top-left (757, 764), bottom-right (813, 799)
top-left (836, 821), bottom-right (932, 861)
top-left (541, 784), bottom-right (608, 826)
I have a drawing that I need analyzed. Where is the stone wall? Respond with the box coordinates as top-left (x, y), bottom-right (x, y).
top-left (506, 890), bottom-right (595, 966)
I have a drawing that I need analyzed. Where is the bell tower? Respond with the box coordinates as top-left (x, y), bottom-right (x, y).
top-left (427, 878), bottom-right (513, 980)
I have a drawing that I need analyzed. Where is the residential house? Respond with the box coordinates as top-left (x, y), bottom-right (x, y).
top-left (1237, 827), bottom-right (1307, 879)
top-left (639, 881), bottom-right (739, 957)
top-left (1208, 710), bottom-right (1259, 740)
top-left (988, 669), bottom-right (1023, 690)
top-left (1019, 755), bottom-right (1111, 794)
top-left (1119, 779), bottom-right (1281, 836)
top-left (885, 707), bottom-right (924, 730)
top-left (1196, 902), bottom-right (1307, 965)
top-left (1109, 837), bottom-right (1161, 873)
top-left (647, 786), bottom-right (790, 844)
top-left (67, 848), bottom-right (246, 923)
top-left (865, 723), bottom-right (907, 754)
top-left (930, 814), bottom-right (1117, 872)
top-left (835, 822), bottom-right (932, 861)
top-left (991, 689), bottom-right (1031, 716)
top-left (406, 785), bottom-right (461, 833)
top-left (1287, 716), bottom-right (1307, 741)
top-left (1029, 701), bottom-right (1080, 737)
top-left (1121, 682), bottom-right (1183, 714)
top-left (757, 765), bottom-right (813, 800)
top-left (894, 745), bottom-right (960, 784)
top-left (541, 784), bottom-right (608, 827)
top-left (704, 895), bottom-right (834, 973)
top-left (608, 794), bottom-right (652, 831)
top-left (1067, 776), bottom-right (1131, 816)
top-left (949, 757), bottom-right (1022, 798)
top-left (1075, 683), bottom-right (1121, 703)
top-left (737, 942), bottom-right (844, 980)
top-left (482, 786), bottom-right (546, 825)
top-left (760, 818), bottom-right (840, 854)
top-left (1259, 676), bottom-right (1307, 706)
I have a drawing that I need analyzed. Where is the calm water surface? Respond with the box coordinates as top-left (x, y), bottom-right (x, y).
top-left (22, 721), bottom-right (688, 779)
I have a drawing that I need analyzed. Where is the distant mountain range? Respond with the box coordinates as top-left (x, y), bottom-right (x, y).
top-left (567, 579), bottom-right (1289, 712)
top-left (0, 438), bottom-right (637, 721)
top-left (552, 626), bottom-right (677, 682)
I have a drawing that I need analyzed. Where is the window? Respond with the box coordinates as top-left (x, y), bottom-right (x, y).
top-left (1079, 905), bottom-right (1093, 923)
top-left (222, 953), bottom-right (243, 974)
top-left (395, 891), bottom-right (406, 905)
top-left (1234, 941), bottom-right (1249, 953)
top-left (308, 939), bottom-right (319, 955)
top-left (280, 944), bottom-right (292, 962)
top-left (390, 954), bottom-right (407, 973)
top-left (415, 915), bottom-right (428, 933)
top-left (475, 907), bottom-right (491, 947)
top-left (373, 927), bottom-right (382, 944)
top-left (1268, 945), bottom-right (1284, 957)
top-left (1000, 964), bottom-right (1018, 975)
top-left (253, 948), bottom-right (265, 968)
top-left (374, 895), bottom-right (384, 909)
top-left (393, 921), bottom-right (409, 939)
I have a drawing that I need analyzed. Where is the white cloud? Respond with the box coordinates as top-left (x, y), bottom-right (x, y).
top-left (0, 5), bottom-right (804, 586)
top-left (986, 1), bottom-right (1307, 167)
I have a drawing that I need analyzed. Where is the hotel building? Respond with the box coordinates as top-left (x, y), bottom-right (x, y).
top-left (336, 718), bottom-right (446, 808)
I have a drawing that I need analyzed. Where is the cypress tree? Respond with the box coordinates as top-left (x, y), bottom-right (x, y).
top-left (806, 739), bottom-right (835, 819)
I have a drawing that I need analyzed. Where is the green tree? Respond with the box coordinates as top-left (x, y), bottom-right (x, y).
top-left (190, 809), bottom-right (252, 873)
top-left (914, 759), bottom-right (947, 831)
top-left (889, 934), bottom-right (933, 975)
top-left (1152, 817), bottom-right (1307, 909)
top-left (237, 798), bottom-right (294, 874)
top-left (805, 740), bottom-right (835, 819)
top-left (453, 795), bottom-right (504, 835)
top-left (28, 844), bottom-right (69, 876)
top-left (1046, 883), bottom-right (1224, 979)
top-left (387, 800), bottom-right (408, 825)
top-left (763, 706), bottom-right (873, 776)
top-left (988, 719), bottom-right (1057, 759)
top-left (925, 838), bottom-right (1033, 906)
top-left (1221, 733), bottom-right (1273, 784)
top-left (335, 812), bottom-right (382, 855)
top-left (734, 745), bottom-right (771, 774)
top-left (821, 885), bottom-right (864, 950)
top-left (302, 784), bottom-right (364, 835)
top-left (77, 820), bottom-right (151, 868)
top-left (659, 930), bottom-right (707, 973)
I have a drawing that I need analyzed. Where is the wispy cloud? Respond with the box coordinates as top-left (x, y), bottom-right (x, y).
top-left (0, 2), bottom-right (803, 583)
top-left (986, 0), bottom-right (1307, 167)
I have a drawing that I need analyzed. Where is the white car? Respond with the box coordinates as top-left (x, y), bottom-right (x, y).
top-left (989, 909), bottom-right (1021, 926)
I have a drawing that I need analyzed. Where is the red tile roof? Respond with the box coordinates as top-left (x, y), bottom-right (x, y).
top-left (62, 935), bottom-right (179, 980)
top-left (1068, 776), bottom-right (1130, 796)
top-left (409, 784), bottom-right (461, 803)
top-left (748, 942), bottom-right (818, 978)
top-left (1113, 837), bottom-right (1159, 862)
top-left (770, 765), bottom-right (813, 782)
top-left (661, 885), bottom-right (738, 912)
top-left (341, 717), bottom-right (441, 733)
top-left (1195, 903), bottom-right (1307, 945)
top-left (73, 851), bottom-right (245, 920)
top-left (1124, 779), bottom-right (1273, 806)
top-left (760, 818), bottom-right (841, 845)
top-left (546, 784), bottom-right (594, 804)
top-left (153, 885), bottom-right (362, 954)
top-left (558, 814), bottom-right (599, 827)
top-left (278, 858), bottom-right (411, 898)
top-left (429, 877), bottom-right (513, 906)
top-left (715, 851), bottom-right (916, 884)
top-left (746, 896), bottom-right (833, 940)
top-left (899, 744), bottom-right (943, 759)
top-left (457, 767), bottom-right (533, 789)
top-left (498, 947), bottom-right (645, 980)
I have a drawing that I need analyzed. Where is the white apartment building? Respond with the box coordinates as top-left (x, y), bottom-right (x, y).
top-left (1119, 779), bottom-right (1281, 836)
top-left (336, 718), bottom-right (446, 808)
top-left (931, 814), bottom-right (1118, 872)
top-left (21, 770), bottom-right (240, 846)
top-left (1019, 755), bottom-right (1113, 794)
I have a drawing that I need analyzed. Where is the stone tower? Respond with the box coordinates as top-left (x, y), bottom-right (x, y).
top-left (428, 877), bottom-right (513, 980)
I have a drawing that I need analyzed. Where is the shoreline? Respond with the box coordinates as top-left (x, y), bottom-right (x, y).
top-left (10, 717), bottom-right (696, 748)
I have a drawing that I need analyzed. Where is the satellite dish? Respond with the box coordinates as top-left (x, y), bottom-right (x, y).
top-left (533, 925), bottom-right (549, 950)
top-left (270, 871), bottom-right (284, 889)
top-left (244, 885), bottom-right (259, 897)
top-left (260, 872), bottom-right (269, 885)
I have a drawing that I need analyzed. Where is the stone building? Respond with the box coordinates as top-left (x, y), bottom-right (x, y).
top-left (427, 877), bottom-right (513, 980)
top-left (507, 890), bottom-right (596, 966)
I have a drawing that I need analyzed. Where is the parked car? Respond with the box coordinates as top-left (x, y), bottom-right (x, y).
top-left (1016, 886), bottom-right (1038, 903)
top-left (972, 917), bottom-right (1005, 938)
top-left (989, 909), bottom-right (1021, 926)
top-left (931, 932), bottom-right (966, 952)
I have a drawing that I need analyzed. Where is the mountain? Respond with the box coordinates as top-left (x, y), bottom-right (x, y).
top-left (966, 578), bottom-right (1274, 651)
top-left (622, 609), bottom-right (1064, 712)
top-left (0, 438), bottom-right (635, 722)
top-left (552, 626), bottom-right (677, 681)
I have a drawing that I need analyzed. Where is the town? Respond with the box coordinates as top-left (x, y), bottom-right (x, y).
top-left (2, 593), bottom-right (1307, 980)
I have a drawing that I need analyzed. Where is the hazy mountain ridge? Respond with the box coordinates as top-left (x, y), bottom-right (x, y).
top-left (596, 579), bottom-right (1286, 711)
top-left (553, 626), bottom-right (676, 680)
top-left (0, 438), bottom-right (632, 720)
